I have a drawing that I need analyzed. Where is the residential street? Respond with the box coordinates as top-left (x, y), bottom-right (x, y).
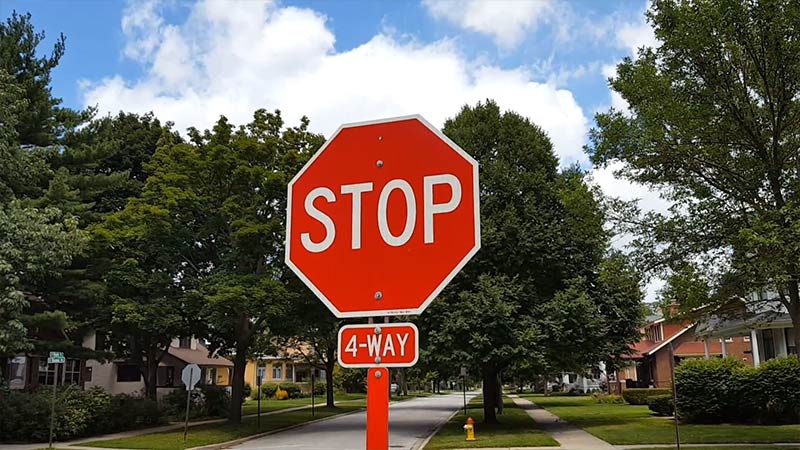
top-left (231, 392), bottom-right (478, 450)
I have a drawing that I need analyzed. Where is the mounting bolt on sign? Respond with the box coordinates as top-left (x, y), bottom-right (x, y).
top-left (285, 115), bottom-right (481, 450)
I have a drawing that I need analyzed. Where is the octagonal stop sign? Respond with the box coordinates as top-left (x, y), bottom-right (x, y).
top-left (286, 115), bottom-right (480, 317)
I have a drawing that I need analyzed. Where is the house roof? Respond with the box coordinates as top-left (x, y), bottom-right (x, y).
top-left (169, 343), bottom-right (233, 367)
top-left (623, 325), bottom-right (694, 359)
top-left (695, 311), bottom-right (791, 337)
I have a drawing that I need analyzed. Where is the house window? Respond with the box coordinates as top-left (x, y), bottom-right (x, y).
top-left (744, 335), bottom-right (751, 342)
top-left (786, 328), bottom-right (797, 355)
top-left (763, 329), bottom-right (776, 360)
top-left (116, 364), bottom-right (141, 382)
top-left (64, 359), bottom-right (80, 385)
top-left (645, 325), bottom-right (663, 342)
top-left (157, 366), bottom-right (175, 387)
top-left (204, 367), bottom-right (218, 385)
top-left (272, 364), bottom-right (282, 380)
top-left (179, 337), bottom-right (192, 348)
top-left (7, 356), bottom-right (27, 389)
top-left (38, 360), bottom-right (58, 386)
top-left (286, 364), bottom-right (294, 381)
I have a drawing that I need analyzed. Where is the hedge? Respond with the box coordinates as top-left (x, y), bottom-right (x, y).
top-left (279, 382), bottom-right (302, 399)
top-left (0, 386), bottom-right (161, 443)
top-left (647, 394), bottom-right (674, 416)
top-left (622, 388), bottom-right (671, 405)
top-left (675, 356), bottom-right (800, 424)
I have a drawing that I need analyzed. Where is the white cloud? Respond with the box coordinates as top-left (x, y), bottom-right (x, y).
top-left (82, 0), bottom-right (590, 165)
top-left (422, 0), bottom-right (556, 49)
top-left (615, 13), bottom-right (658, 56)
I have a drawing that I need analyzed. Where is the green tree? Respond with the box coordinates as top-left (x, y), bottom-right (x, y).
top-left (105, 110), bottom-right (322, 420)
top-left (0, 11), bottom-right (89, 147)
top-left (422, 101), bottom-right (642, 423)
top-left (0, 202), bottom-right (85, 356)
top-left (274, 291), bottom-right (343, 408)
top-left (589, 0), bottom-right (800, 351)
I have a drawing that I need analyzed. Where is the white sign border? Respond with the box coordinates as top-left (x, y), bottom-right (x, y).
top-left (285, 114), bottom-right (481, 318)
top-left (337, 323), bottom-right (420, 368)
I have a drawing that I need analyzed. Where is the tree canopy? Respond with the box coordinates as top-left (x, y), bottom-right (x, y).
top-left (589, 0), bottom-right (800, 351)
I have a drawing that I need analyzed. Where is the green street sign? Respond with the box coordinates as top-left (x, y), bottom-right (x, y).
top-left (48, 351), bottom-right (65, 364)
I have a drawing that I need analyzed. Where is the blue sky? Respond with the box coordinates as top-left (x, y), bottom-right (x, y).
top-left (2, 0), bottom-right (666, 297)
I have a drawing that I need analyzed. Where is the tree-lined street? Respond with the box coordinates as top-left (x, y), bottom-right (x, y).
top-left (231, 393), bottom-right (478, 450)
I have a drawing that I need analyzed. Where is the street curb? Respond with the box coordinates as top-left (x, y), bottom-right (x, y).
top-left (414, 408), bottom-right (460, 450)
top-left (187, 406), bottom-right (366, 450)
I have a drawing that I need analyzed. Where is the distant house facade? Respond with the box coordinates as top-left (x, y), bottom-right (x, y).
top-left (244, 345), bottom-right (325, 395)
top-left (84, 334), bottom-right (233, 397)
top-left (3, 333), bottom-right (233, 398)
top-left (611, 309), bottom-right (752, 391)
top-left (697, 292), bottom-right (798, 366)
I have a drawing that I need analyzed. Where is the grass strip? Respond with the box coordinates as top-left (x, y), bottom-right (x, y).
top-left (424, 396), bottom-right (559, 449)
top-left (523, 395), bottom-right (800, 445)
top-left (80, 403), bottom-right (365, 450)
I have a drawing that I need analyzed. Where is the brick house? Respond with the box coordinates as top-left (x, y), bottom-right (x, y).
top-left (611, 310), bottom-right (752, 390)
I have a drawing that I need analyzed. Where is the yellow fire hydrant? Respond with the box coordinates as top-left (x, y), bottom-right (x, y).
top-left (463, 417), bottom-right (476, 441)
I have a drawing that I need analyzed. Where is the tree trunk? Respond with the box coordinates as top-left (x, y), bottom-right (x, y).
top-left (325, 359), bottom-right (335, 408)
top-left (496, 372), bottom-right (504, 415)
top-left (400, 368), bottom-right (408, 396)
top-left (228, 349), bottom-right (247, 424)
top-left (481, 366), bottom-right (498, 424)
top-left (141, 346), bottom-right (158, 401)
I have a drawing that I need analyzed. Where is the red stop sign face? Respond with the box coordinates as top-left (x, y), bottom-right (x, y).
top-left (286, 115), bottom-right (480, 317)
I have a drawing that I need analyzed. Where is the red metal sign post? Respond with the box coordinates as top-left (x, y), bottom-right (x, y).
top-left (285, 115), bottom-right (480, 450)
top-left (366, 368), bottom-right (389, 449)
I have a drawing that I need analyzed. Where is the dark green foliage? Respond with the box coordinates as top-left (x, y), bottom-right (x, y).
top-left (335, 367), bottom-right (366, 393)
top-left (199, 385), bottom-right (231, 417)
top-left (278, 382), bottom-right (302, 399)
top-left (622, 388), bottom-right (671, 405)
top-left (588, 0), bottom-right (800, 349)
top-left (313, 382), bottom-right (326, 396)
top-left (243, 382), bottom-right (252, 399)
top-left (676, 356), bottom-right (800, 424)
top-left (261, 383), bottom-right (279, 398)
top-left (160, 388), bottom-right (205, 419)
top-left (423, 100), bottom-right (643, 423)
top-left (0, 387), bottom-right (161, 443)
top-left (647, 394), bottom-right (674, 416)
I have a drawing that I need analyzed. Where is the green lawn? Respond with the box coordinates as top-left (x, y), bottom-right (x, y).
top-left (424, 396), bottom-right (558, 449)
top-left (523, 395), bottom-right (800, 445)
top-left (239, 392), bottom-right (365, 416)
top-left (81, 403), bottom-right (365, 450)
top-left (627, 447), bottom-right (800, 450)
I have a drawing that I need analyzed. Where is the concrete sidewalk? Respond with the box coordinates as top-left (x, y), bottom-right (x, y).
top-left (509, 395), bottom-right (615, 450)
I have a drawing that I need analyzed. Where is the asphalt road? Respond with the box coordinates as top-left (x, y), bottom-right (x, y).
top-left (230, 392), bottom-right (477, 450)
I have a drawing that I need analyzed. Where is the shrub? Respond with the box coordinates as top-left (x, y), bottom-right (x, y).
top-left (313, 382), bottom-right (326, 396)
top-left (275, 388), bottom-right (289, 400)
top-left (675, 357), bottom-right (746, 423)
top-left (591, 392), bottom-right (624, 404)
top-left (199, 385), bottom-right (230, 417)
top-left (261, 383), bottom-right (279, 399)
top-left (0, 387), bottom-right (162, 443)
top-left (243, 383), bottom-right (252, 400)
top-left (160, 388), bottom-right (204, 419)
top-left (279, 382), bottom-right (301, 399)
top-left (647, 394), bottom-right (674, 416)
top-left (622, 388), bottom-right (671, 405)
top-left (746, 357), bottom-right (800, 423)
top-left (675, 356), bottom-right (800, 424)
